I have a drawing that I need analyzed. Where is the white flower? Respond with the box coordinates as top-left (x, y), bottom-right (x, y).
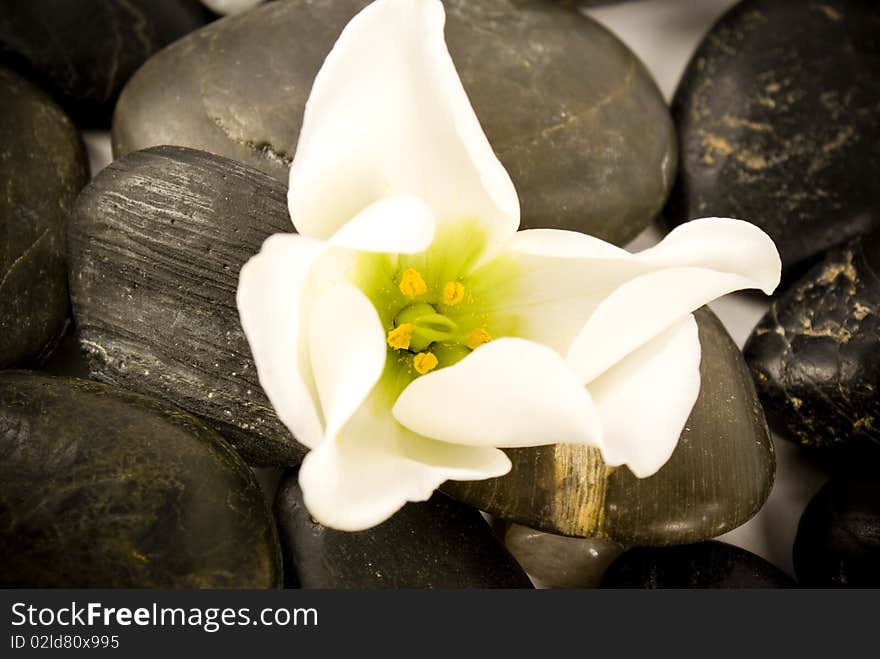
top-left (237, 0), bottom-right (781, 531)
top-left (201, 0), bottom-right (264, 16)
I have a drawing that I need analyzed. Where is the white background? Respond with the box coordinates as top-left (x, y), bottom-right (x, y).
top-left (79, 0), bottom-right (829, 577)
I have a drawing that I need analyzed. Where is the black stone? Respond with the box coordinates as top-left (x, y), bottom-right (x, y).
top-left (112, 0), bottom-right (675, 246)
top-left (0, 67), bottom-right (88, 369)
top-left (666, 0), bottom-right (880, 274)
top-left (0, 372), bottom-right (282, 588)
top-left (68, 146), bottom-right (300, 466)
top-left (744, 232), bottom-right (880, 462)
top-left (0, 0), bottom-right (210, 125)
top-left (794, 478), bottom-right (880, 587)
top-left (275, 472), bottom-right (532, 588)
top-left (601, 541), bottom-right (795, 589)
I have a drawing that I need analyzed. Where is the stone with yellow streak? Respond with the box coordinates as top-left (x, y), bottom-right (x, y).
top-left (443, 308), bottom-right (775, 546)
top-left (745, 233), bottom-right (880, 464)
top-left (665, 0), bottom-right (880, 274)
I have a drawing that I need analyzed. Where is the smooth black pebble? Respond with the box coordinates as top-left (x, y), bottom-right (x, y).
top-left (0, 67), bottom-right (88, 369)
top-left (0, 372), bottom-right (282, 588)
top-left (794, 478), bottom-right (880, 587)
top-left (601, 541), bottom-right (795, 588)
top-left (275, 472), bottom-right (532, 588)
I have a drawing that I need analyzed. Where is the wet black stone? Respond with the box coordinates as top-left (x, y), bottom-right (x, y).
top-left (0, 68), bottom-right (88, 369)
top-left (0, 0), bottom-right (210, 125)
top-left (666, 0), bottom-right (880, 274)
top-left (68, 146), bottom-right (301, 467)
top-left (601, 541), bottom-right (795, 589)
top-left (744, 232), bottom-right (880, 462)
top-left (794, 478), bottom-right (880, 588)
top-left (275, 472), bottom-right (532, 588)
top-left (0, 372), bottom-right (282, 588)
top-left (112, 0), bottom-right (675, 246)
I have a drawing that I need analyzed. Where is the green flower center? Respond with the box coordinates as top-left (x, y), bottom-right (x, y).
top-left (352, 219), bottom-right (521, 400)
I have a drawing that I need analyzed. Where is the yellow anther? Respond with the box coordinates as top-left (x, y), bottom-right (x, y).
top-left (443, 281), bottom-right (465, 306)
top-left (413, 352), bottom-right (439, 375)
top-left (387, 323), bottom-right (414, 350)
top-left (399, 268), bottom-right (427, 298)
top-left (465, 328), bottom-right (492, 350)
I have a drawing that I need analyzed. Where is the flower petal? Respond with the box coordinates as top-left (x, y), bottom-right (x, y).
top-left (635, 217), bottom-right (781, 294)
top-left (308, 284), bottom-right (387, 439)
top-left (237, 233), bottom-right (325, 449)
top-left (288, 0), bottom-right (519, 253)
top-left (327, 194), bottom-right (436, 254)
top-left (505, 227), bottom-right (632, 260)
top-left (299, 396), bottom-right (511, 531)
top-left (392, 337), bottom-right (603, 448)
top-left (567, 265), bottom-right (763, 384)
top-left (481, 218), bottom-right (779, 375)
top-left (588, 315), bottom-right (701, 478)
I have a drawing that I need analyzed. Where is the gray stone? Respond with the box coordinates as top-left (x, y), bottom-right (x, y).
top-left (0, 372), bottom-right (282, 588)
top-left (443, 308), bottom-right (775, 545)
top-left (499, 521), bottom-right (624, 588)
top-left (0, 68), bottom-right (88, 369)
top-left (112, 0), bottom-right (675, 246)
top-left (68, 146), bottom-right (300, 466)
top-left (276, 473), bottom-right (533, 588)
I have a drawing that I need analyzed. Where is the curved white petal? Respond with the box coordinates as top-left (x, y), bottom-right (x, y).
top-left (392, 338), bottom-right (602, 448)
top-left (308, 285), bottom-right (387, 439)
top-left (327, 195), bottom-right (436, 254)
top-left (288, 0), bottom-right (519, 254)
top-left (201, 0), bottom-right (263, 16)
top-left (568, 267), bottom-right (757, 384)
top-left (589, 315), bottom-right (701, 478)
top-left (636, 217), bottom-right (781, 294)
top-left (505, 228), bottom-right (632, 260)
top-left (237, 233), bottom-right (326, 449)
top-left (482, 218), bottom-right (779, 374)
top-left (299, 395), bottom-right (511, 531)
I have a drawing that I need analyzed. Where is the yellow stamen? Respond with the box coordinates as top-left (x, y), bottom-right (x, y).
top-left (443, 281), bottom-right (465, 306)
top-left (387, 323), bottom-right (414, 350)
top-left (399, 268), bottom-right (427, 298)
top-left (465, 328), bottom-right (492, 350)
top-left (413, 352), bottom-right (439, 375)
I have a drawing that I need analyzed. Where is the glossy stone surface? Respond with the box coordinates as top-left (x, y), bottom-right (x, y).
top-left (443, 308), bottom-right (775, 545)
top-left (499, 521), bottom-right (624, 589)
top-left (666, 0), bottom-right (880, 273)
top-left (0, 0), bottom-right (209, 124)
top-left (113, 0), bottom-right (675, 245)
top-left (794, 478), bottom-right (880, 587)
top-left (0, 68), bottom-right (88, 369)
top-left (275, 474), bottom-right (532, 588)
top-left (745, 233), bottom-right (880, 461)
top-left (0, 372), bottom-right (282, 588)
top-left (601, 541), bottom-right (795, 588)
top-left (68, 146), bottom-right (300, 466)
